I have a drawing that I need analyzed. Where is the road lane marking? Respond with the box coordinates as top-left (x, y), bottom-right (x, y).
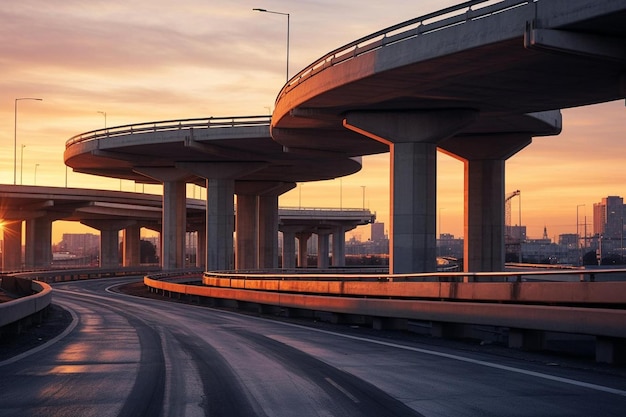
top-left (273, 321), bottom-right (626, 397)
top-left (325, 377), bottom-right (360, 403)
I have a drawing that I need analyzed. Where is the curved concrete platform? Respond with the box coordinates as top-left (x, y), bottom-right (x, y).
top-left (271, 0), bottom-right (626, 273)
top-left (64, 116), bottom-right (362, 184)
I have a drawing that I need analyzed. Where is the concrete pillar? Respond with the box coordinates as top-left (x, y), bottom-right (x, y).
top-left (162, 180), bottom-right (187, 270)
top-left (176, 162), bottom-right (267, 272)
top-left (439, 135), bottom-right (532, 272)
top-left (236, 181), bottom-right (295, 270)
top-left (344, 109), bottom-right (478, 273)
top-left (296, 232), bottom-right (311, 268)
top-left (100, 228), bottom-right (120, 268)
top-left (196, 227), bottom-right (206, 268)
top-left (134, 167), bottom-right (191, 270)
top-left (258, 194), bottom-right (279, 269)
top-left (25, 217), bottom-right (53, 269)
top-left (317, 232), bottom-right (330, 269)
top-left (122, 225), bottom-right (141, 266)
top-left (207, 178), bottom-right (235, 271)
top-left (332, 225), bottom-right (346, 267)
top-left (2, 221), bottom-right (22, 271)
top-left (236, 194), bottom-right (258, 270)
top-left (83, 219), bottom-right (136, 268)
top-left (282, 230), bottom-right (296, 269)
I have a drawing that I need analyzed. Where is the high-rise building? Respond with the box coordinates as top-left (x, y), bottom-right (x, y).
top-left (371, 222), bottom-right (386, 242)
top-left (593, 196), bottom-right (624, 239)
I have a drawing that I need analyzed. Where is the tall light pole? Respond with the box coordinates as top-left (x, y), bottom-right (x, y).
top-left (34, 163), bottom-right (40, 185)
top-left (253, 8), bottom-right (290, 82)
top-left (97, 111), bottom-right (107, 129)
top-left (20, 144), bottom-right (26, 185)
top-left (14, 97), bottom-right (42, 185)
top-left (577, 204), bottom-right (585, 265)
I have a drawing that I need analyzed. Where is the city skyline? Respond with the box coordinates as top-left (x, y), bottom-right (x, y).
top-left (2, 0), bottom-right (625, 243)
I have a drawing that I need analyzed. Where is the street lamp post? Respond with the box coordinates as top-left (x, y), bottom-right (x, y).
top-left (14, 97), bottom-right (42, 185)
top-left (97, 111), bottom-right (107, 129)
top-left (576, 204), bottom-right (585, 265)
top-left (253, 8), bottom-right (290, 82)
top-left (34, 163), bottom-right (40, 185)
top-left (20, 144), bottom-right (26, 185)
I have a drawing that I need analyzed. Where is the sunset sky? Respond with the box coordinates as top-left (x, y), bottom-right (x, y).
top-left (1, 0), bottom-right (625, 244)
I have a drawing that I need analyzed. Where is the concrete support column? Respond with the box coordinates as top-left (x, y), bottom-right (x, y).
top-left (83, 219), bottom-right (136, 268)
top-left (317, 232), bottom-right (330, 269)
top-left (296, 232), bottom-right (311, 268)
top-left (2, 221), bottom-right (22, 271)
top-left (344, 109), bottom-right (478, 273)
top-left (282, 230), bottom-right (296, 269)
top-left (134, 167), bottom-right (191, 271)
top-left (162, 180), bottom-right (187, 270)
top-left (122, 225), bottom-right (141, 267)
top-left (176, 162), bottom-right (267, 272)
top-left (331, 225), bottom-right (346, 267)
top-left (258, 195), bottom-right (279, 269)
top-left (100, 228), bottom-right (121, 268)
top-left (235, 181), bottom-right (295, 270)
top-left (393, 141), bottom-right (438, 272)
top-left (207, 178), bottom-right (235, 271)
top-left (196, 227), bottom-right (206, 268)
top-left (236, 194), bottom-right (258, 270)
top-left (25, 217), bottom-right (53, 269)
top-left (439, 135), bottom-right (532, 272)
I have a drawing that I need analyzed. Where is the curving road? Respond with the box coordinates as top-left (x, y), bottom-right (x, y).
top-left (1, 278), bottom-right (625, 416)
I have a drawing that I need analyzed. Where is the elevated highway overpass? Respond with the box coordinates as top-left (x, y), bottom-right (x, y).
top-left (0, 186), bottom-right (373, 272)
top-left (271, 0), bottom-right (626, 273)
top-left (62, 1), bottom-right (626, 275)
top-left (64, 116), bottom-right (369, 271)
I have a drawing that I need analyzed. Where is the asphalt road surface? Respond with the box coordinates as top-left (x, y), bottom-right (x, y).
top-left (1, 277), bottom-right (625, 416)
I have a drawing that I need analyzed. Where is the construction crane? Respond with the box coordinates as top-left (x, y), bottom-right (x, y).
top-left (505, 189), bottom-right (521, 234)
top-left (505, 190), bottom-right (521, 262)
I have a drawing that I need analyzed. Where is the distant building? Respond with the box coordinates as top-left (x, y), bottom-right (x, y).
top-left (371, 222), bottom-right (386, 242)
top-left (437, 233), bottom-right (463, 259)
top-left (593, 196), bottom-right (624, 239)
top-left (59, 233), bottom-right (99, 257)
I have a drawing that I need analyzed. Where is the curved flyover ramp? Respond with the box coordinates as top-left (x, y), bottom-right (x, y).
top-left (64, 116), bottom-right (363, 270)
top-left (271, 0), bottom-right (626, 273)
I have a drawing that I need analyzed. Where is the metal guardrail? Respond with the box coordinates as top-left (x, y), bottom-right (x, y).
top-left (66, 115), bottom-right (271, 148)
top-left (204, 268), bottom-right (626, 283)
top-left (276, 0), bottom-right (534, 101)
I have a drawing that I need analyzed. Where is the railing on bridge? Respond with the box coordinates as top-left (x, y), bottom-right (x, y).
top-left (277, 0), bottom-right (533, 100)
top-left (66, 115), bottom-right (271, 147)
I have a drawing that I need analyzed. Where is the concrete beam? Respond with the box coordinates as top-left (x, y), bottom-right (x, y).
top-left (525, 26), bottom-right (626, 62)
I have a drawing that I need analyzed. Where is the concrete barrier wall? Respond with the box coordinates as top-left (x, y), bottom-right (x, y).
top-left (202, 276), bottom-right (626, 305)
top-left (0, 279), bottom-right (52, 328)
top-left (146, 275), bottom-right (626, 339)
